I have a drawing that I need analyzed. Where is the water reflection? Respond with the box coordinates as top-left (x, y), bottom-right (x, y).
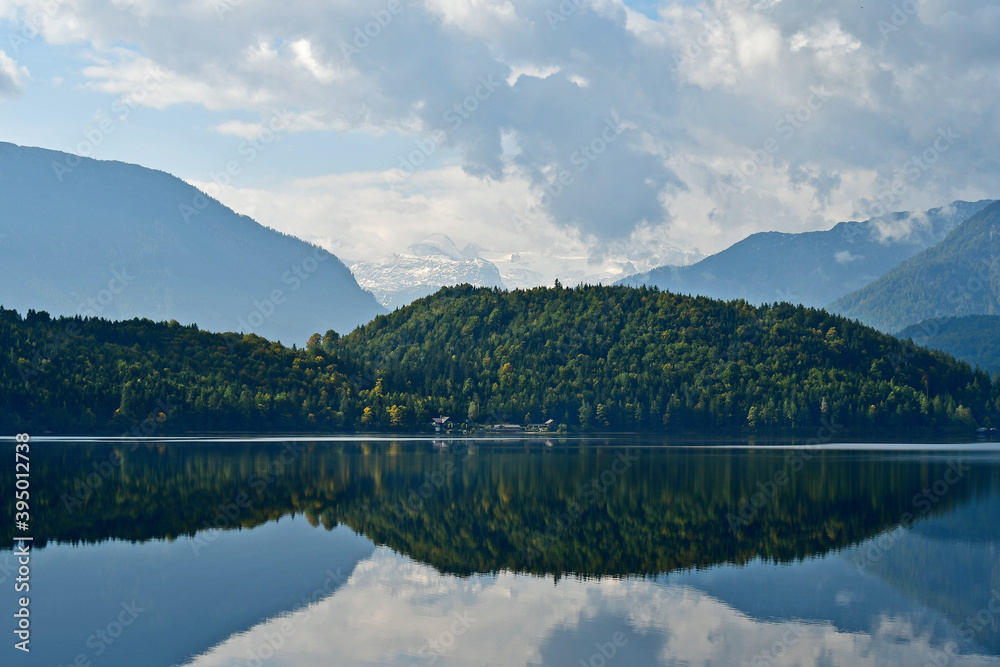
top-left (1, 440), bottom-right (999, 666)
top-left (184, 539), bottom-right (1000, 667)
top-left (7, 441), bottom-right (992, 575)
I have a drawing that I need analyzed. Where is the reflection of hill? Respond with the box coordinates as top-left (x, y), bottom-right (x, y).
top-left (4, 442), bottom-right (994, 579)
top-left (859, 491), bottom-right (1000, 653)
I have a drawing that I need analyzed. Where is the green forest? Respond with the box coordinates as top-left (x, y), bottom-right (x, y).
top-left (897, 315), bottom-right (1000, 376)
top-left (2, 284), bottom-right (998, 435)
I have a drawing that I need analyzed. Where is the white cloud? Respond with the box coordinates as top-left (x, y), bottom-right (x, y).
top-left (289, 38), bottom-right (343, 83)
top-left (80, 51), bottom-right (267, 110)
top-left (0, 49), bottom-right (28, 98)
top-left (187, 164), bottom-right (697, 288)
top-left (211, 119), bottom-right (268, 140)
top-left (211, 110), bottom-right (332, 139)
top-left (835, 249), bottom-right (862, 263)
top-left (182, 547), bottom-right (1000, 667)
top-left (4, 0), bottom-right (1000, 257)
top-left (505, 62), bottom-right (562, 87)
top-left (188, 166), bottom-right (541, 264)
top-left (423, 0), bottom-right (523, 39)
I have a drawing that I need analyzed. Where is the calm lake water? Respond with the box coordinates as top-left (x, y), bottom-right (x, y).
top-left (3, 438), bottom-right (1000, 666)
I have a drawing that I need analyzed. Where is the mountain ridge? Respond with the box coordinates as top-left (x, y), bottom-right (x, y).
top-left (830, 200), bottom-right (1000, 332)
top-left (619, 200), bottom-right (995, 307)
top-left (896, 315), bottom-right (1000, 377)
top-left (0, 141), bottom-right (385, 343)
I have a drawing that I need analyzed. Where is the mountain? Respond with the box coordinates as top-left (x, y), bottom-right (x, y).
top-left (3, 286), bottom-right (998, 436)
top-left (406, 233), bottom-right (482, 261)
top-left (482, 243), bottom-right (703, 290)
top-left (619, 200), bottom-right (995, 307)
top-left (351, 235), bottom-right (506, 310)
top-left (0, 142), bottom-right (384, 344)
top-left (350, 234), bottom-right (702, 309)
top-left (896, 316), bottom-right (1000, 375)
top-left (830, 200), bottom-right (1000, 332)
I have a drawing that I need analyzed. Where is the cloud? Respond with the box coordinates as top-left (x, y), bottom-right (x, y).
top-left (0, 49), bottom-right (27, 98)
top-left (188, 165), bottom-right (698, 285)
top-left (289, 38), bottom-right (344, 84)
top-left (6, 0), bottom-right (1000, 255)
top-left (188, 166), bottom-right (540, 263)
top-left (835, 249), bottom-right (862, 264)
top-left (183, 547), bottom-right (1000, 667)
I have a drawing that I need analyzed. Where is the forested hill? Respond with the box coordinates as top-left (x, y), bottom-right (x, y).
top-left (2, 285), bottom-right (998, 435)
top-left (338, 284), bottom-right (998, 434)
top-left (896, 315), bottom-right (1000, 376)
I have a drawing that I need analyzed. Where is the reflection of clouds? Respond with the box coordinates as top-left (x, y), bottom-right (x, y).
top-left (185, 547), bottom-right (1000, 667)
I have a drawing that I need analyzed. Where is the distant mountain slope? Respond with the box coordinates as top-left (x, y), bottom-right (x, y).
top-left (896, 316), bottom-right (1000, 375)
top-left (0, 142), bottom-right (384, 343)
top-left (619, 201), bottom-right (994, 307)
top-left (830, 200), bottom-right (1000, 332)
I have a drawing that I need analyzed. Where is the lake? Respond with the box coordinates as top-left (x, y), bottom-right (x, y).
top-left (3, 438), bottom-right (1000, 666)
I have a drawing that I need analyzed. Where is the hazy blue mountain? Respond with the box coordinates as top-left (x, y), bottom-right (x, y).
top-left (895, 316), bottom-right (1000, 375)
top-left (0, 142), bottom-right (384, 343)
top-left (831, 200), bottom-right (1000, 332)
top-left (619, 200), bottom-right (995, 307)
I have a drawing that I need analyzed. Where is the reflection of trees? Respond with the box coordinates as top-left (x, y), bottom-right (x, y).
top-left (3, 442), bottom-right (992, 579)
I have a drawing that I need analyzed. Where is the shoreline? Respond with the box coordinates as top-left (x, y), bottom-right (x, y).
top-left (5, 433), bottom-right (1000, 449)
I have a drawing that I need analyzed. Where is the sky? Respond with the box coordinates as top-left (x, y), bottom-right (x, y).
top-left (1, 0), bottom-right (998, 266)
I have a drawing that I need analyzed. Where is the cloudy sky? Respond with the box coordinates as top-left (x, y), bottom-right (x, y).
top-left (1, 0), bottom-right (998, 265)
